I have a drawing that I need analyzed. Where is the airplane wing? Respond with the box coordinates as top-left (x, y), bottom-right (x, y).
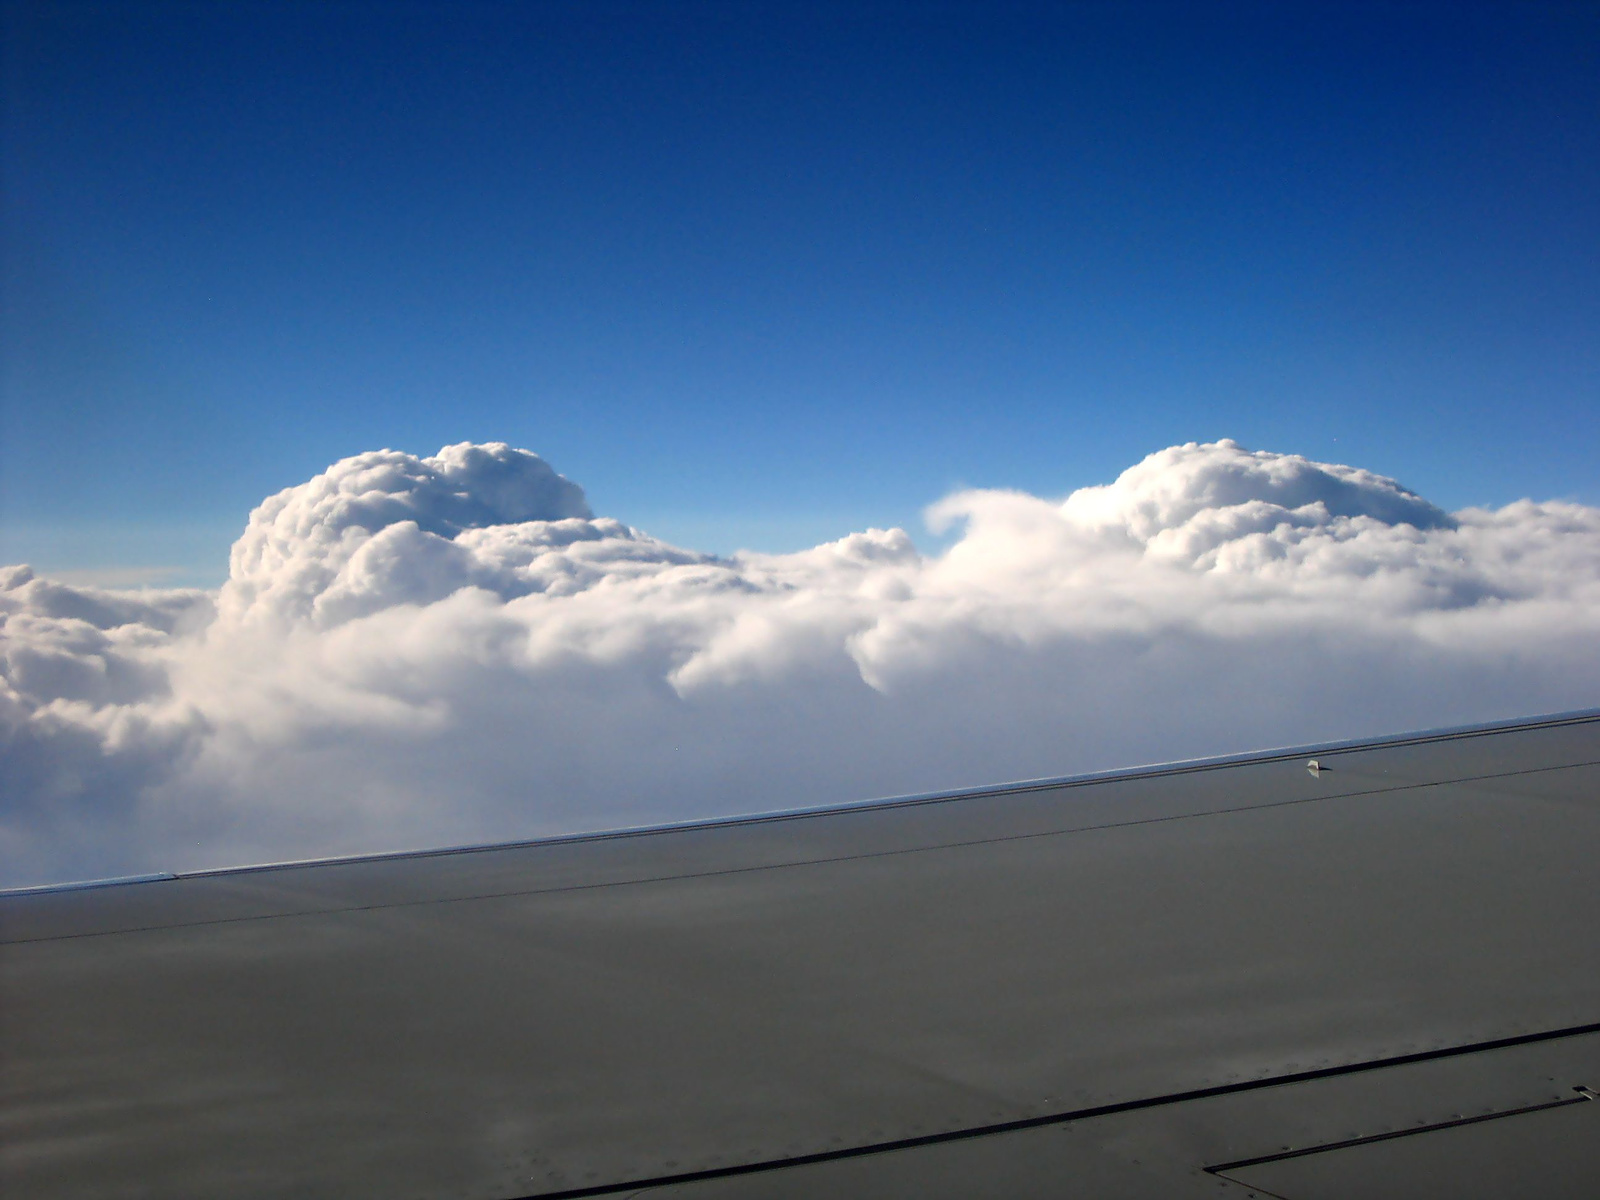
top-left (3, 710), bottom-right (1598, 1198)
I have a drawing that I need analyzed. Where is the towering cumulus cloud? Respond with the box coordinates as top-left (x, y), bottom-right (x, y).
top-left (3, 439), bottom-right (1597, 886)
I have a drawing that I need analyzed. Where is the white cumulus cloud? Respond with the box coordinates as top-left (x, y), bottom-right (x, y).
top-left (3, 439), bottom-right (1597, 887)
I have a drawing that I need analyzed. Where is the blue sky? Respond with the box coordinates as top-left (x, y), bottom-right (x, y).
top-left (3, 0), bottom-right (1596, 585)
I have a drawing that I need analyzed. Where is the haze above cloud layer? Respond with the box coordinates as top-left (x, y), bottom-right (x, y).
top-left (3, 440), bottom-right (1597, 888)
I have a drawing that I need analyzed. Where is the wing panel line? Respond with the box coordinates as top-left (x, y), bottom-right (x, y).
top-left (512, 1020), bottom-right (1600, 1200)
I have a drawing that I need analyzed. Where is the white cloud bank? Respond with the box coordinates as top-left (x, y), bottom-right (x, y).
top-left (3, 439), bottom-right (1597, 887)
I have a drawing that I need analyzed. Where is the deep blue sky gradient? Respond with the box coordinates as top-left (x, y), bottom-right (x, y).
top-left (4, 1), bottom-right (1596, 582)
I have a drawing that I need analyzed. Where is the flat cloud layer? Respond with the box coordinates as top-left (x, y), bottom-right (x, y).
top-left (3, 439), bottom-right (1597, 887)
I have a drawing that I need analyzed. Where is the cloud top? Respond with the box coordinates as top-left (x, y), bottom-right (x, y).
top-left (1058, 438), bottom-right (1455, 541)
top-left (3, 440), bottom-right (1596, 887)
top-left (222, 442), bottom-right (594, 626)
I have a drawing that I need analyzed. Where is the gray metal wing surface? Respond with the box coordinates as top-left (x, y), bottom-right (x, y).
top-left (3, 710), bottom-right (1599, 1198)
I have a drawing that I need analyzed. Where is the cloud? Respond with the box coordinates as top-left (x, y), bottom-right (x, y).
top-left (0, 565), bottom-right (213, 876)
top-left (221, 442), bottom-right (595, 627)
top-left (3, 440), bottom-right (1597, 887)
